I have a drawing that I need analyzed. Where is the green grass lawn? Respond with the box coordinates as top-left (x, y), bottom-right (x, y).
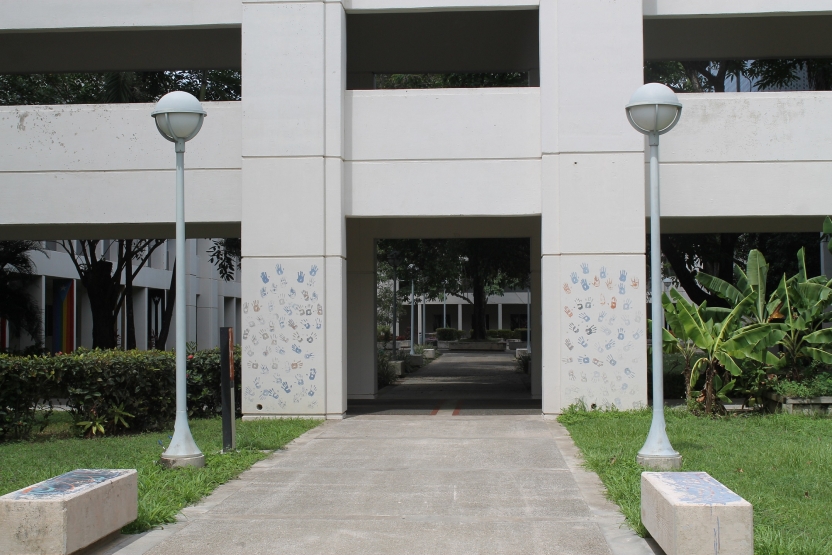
top-left (0, 414), bottom-right (321, 533)
top-left (559, 408), bottom-right (832, 555)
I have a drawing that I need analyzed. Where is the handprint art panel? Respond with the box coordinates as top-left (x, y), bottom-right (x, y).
top-left (559, 255), bottom-right (647, 410)
top-left (242, 258), bottom-right (326, 415)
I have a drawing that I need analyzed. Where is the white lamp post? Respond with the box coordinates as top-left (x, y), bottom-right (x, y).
top-left (152, 91), bottom-right (207, 469)
top-left (626, 83), bottom-right (683, 470)
top-left (408, 265), bottom-right (417, 355)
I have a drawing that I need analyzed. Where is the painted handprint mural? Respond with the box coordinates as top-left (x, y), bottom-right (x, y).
top-left (242, 258), bottom-right (325, 414)
top-left (560, 256), bottom-right (646, 410)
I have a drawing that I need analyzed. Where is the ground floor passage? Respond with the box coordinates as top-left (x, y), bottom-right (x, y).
top-left (99, 354), bottom-right (656, 555)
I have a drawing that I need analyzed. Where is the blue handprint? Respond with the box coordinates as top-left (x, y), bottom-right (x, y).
top-left (599, 266), bottom-right (607, 279)
top-left (578, 312), bottom-right (590, 322)
top-left (598, 311), bottom-right (607, 322)
top-left (607, 355), bottom-right (617, 366)
top-left (309, 265), bottom-right (319, 276)
top-left (605, 339), bottom-right (616, 350)
top-left (570, 272), bottom-right (579, 284)
top-left (618, 283), bottom-right (626, 295)
top-left (259, 287), bottom-right (268, 298)
top-left (580, 279), bottom-right (590, 291)
top-left (315, 318), bottom-right (322, 329)
top-left (580, 263), bottom-right (590, 274)
top-left (623, 299), bottom-right (632, 310)
top-left (281, 382), bottom-right (292, 394)
top-left (288, 288), bottom-right (296, 298)
top-left (297, 271), bottom-right (305, 284)
top-left (578, 336), bottom-right (588, 348)
top-left (301, 319), bottom-right (311, 329)
top-left (292, 344), bottom-right (302, 354)
top-left (579, 356), bottom-right (590, 364)
top-left (617, 328), bottom-right (625, 340)
top-left (619, 270), bottom-right (627, 282)
top-left (260, 272), bottom-right (269, 284)
top-left (276, 264), bottom-right (284, 275)
top-left (308, 368), bottom-right (316, 380)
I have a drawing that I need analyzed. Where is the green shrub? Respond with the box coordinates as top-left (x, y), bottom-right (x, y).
top-left (772, 373), bottom-right (832, 398)
top-left (436, 328), bottom-right (463, 341)
top-left (486, 329), bottom-right (519, 340)
top-left (376, 326), bottom-right (391, 342)
top-left (0, 354), bottom-right (59, 441)
top-left (516, 353), bottom-right (531, 374)
top-left (0, 348), bottom-right (241, 441)
top-left (376, 348), bottom-right (398, 388)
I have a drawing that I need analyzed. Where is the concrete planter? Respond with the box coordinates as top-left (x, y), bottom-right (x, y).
top-left (389, 361), bottom-right (404, 377)
top-left (406, 354), bottom-right (424, 368)
top-left (515, 348), bottom-right (529, 359)
top-left (423, 349), bottom-right (436, 359)
top-left (448, 341), bottom-right (505, 352)
top-left (763, 392), bottom-right (832, 414)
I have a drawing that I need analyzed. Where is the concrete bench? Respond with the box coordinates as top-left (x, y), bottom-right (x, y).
top-left (0, 469), bottom-right (138, 555)
top-left (642, 472), bottom-right (752, 555)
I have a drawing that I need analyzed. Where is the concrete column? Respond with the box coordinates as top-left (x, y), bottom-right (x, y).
top-left (540, 0), bottom-right (646, 415)
top-left (457, 304), bottom-right (463, 331)
top-left (240, 0), bottom-right (346, 418)
top-left (347, 222), bottom-right (377, 400)
top-left (531, 233), bottom-right (542, 398)
top-left (497, 303), bottom-right (503, 330)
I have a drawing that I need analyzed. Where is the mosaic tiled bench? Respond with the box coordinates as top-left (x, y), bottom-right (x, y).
top-left (0, 469), bottom-right (137, 555)
top-left (641, 472), bottom-right (753, 555)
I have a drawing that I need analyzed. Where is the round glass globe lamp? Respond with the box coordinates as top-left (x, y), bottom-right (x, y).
top-left (625, 83), bottom-right (682, 135)
top-left (151, 91), bottom-right (206, 143)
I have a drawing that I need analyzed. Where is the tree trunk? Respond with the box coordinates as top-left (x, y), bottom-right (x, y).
top-left (84, 259), bottom-right (118, 349)
top-left (470, 273), bottom-right (488, 340)
top-left (155, 260), bottom-right (176, 350)
top-left (125, 240), bottom-right (137, 350)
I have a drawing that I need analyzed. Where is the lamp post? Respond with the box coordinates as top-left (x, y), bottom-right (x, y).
top-left (626, 83), bottom-right (683, 470)
top-left (526, 286), bottom-right (531, 352)
top-left (388, 251), bottom-right (401, 354)
top-left (152, 91), bottom-right (207, 469)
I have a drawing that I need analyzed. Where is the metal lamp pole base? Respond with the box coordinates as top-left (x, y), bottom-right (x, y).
top-left (637, 453), bottom-right (682, 471)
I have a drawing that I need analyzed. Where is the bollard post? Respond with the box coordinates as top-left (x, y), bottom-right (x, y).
top-left (220, 327), bottom-right (236, 452)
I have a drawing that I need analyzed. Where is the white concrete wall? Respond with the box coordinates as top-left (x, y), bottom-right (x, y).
top-left (0, 0), bottom-right (241, 31)
top-left (0, 103), bottom-right (241, 236)
top-left (659, 92), bottom-right (832, 223)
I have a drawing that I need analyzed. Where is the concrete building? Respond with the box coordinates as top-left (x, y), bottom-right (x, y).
top-left (1, 0), bottom-right (831, 418)
top-left (0, 240), bottom-right (241, 353)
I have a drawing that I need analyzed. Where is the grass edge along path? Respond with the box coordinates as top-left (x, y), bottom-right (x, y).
top-left (558, 407), bottom-right (832, 555)
top-left (0, 416), bottom-right (322, 533)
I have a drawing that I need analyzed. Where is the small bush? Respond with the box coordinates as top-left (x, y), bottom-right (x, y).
top-left (435, 328), bottom-right (463, 341)
top-left (376, 326), bottom-right (392, 342)
top-left (0, 354), bottom-right (58, 441)
top-left (516, 353), bottom-right (531, 374)
top-left (773, 373), bottom-right (832, 398)
top-left (377, 348), bottom-right (398, 388)
top-left (486, 329), bottom-right (519, 340)
top-left (515, 328), bottom-right (528, 341)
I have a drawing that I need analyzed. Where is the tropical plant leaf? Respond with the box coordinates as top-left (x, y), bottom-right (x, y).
top-left (804, 347), bottom-right (832, 364)
top-left (696, 272), bottom-right (743, 306)
top-left (670, 289), bottom-right (712, 350)
top-left (715, 351), bottom-right (743, 377)
top-left (796, 247), bottom-right (807, 283)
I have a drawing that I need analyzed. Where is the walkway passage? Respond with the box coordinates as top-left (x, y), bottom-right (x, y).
top-left (349, 351), bottom-right (542, 416)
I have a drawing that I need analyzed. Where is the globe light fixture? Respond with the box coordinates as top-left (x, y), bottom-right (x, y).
top-left (152, 91), bottom-right (207, 468)
top-left (626, 83), bottom-right (683, 470)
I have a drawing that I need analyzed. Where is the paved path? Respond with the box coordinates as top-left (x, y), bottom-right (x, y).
top-left (91, 353), bottom-right (658, 555)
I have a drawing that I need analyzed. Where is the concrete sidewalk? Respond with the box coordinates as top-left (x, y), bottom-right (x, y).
top-left (92, 414), bottom-right (658, 555)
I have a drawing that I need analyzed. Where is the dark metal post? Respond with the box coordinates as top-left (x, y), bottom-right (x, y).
top-left (220, 327), bottom-right (236, 452)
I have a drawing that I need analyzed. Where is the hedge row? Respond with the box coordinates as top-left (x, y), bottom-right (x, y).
top-left (0, 348), bottom-right (241, 441)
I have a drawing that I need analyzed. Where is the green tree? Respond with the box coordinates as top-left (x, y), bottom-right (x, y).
top-left (0, 241), bottom-right (45, 344)
top-left (378, 239), bottom-right (530, 340)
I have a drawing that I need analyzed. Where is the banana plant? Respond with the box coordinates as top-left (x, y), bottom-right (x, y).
top-left (666, 288), bottom-right (766, 414)
top-left (661, 293), bottom-right (707, 400)
top-left (767, 272), bottom-right (832, 380)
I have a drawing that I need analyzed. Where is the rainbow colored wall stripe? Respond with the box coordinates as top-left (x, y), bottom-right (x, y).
top-left (52, 279), bottom-right (74, 353)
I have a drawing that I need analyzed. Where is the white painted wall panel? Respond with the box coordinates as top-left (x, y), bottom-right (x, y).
top-left (346, 159), bottom-right (541, 217)
top-left (0, 0), bottom-right (241, 31)
top-left (0, 169), bottom-right (241, 228)
top-left (345, 89), bottom-right (541, 161)
top-left (644, 0), bottom-right (832, 18)
top-left (0, 103), bottom-right (240, 172)
top-left (665, 92), bottom-right (832, 163)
